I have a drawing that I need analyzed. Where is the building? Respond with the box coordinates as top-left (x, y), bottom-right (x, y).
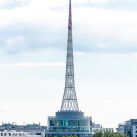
top-left (0, 123), bottom-right (46, 131)
top-left (0, 130), bottom-right (45, 137)
top-left (92, 123), bottom-right (113, 135)
top-left (116, 124), bottom-right (125, 135)
top-left (47, 112), bottom-right (92, 137)
top-left (117, 119), bottom-right (137, 137)
top-left (46, 0), bottom-right (92, 137)
top-left (0, 123), bottom-right (46, 137)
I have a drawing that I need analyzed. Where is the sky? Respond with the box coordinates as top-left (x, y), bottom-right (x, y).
top-left (0, 0), bottom-right (137, 129)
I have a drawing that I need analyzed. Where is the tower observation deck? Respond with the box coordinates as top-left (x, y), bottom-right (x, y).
top-left (46, 0), bottom-right (92, 137)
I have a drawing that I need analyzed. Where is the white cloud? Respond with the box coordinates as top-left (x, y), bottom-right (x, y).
top-left (96, 43), bottom-right (109, 48)
top-left (0, 0), bottom-right (11, 4)
top-left (0, 0), bottom-right (137, 128)
top-left (0, 4), bottom-right (137, 53)
top-left (0, 107), bottom-right (9, 112)
top-left (84, 0), bottom-right (111, 4)
top-left (0, 0), bottom-right (137, 54)
top-left (0, 62), bottom-right (64, 68)
top-left (0, 52), bottom-right (137, 127)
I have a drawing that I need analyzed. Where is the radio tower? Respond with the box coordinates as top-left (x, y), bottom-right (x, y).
top-left (47, 1), bottom-right (92, 136)
top-left (60, 0), bottom-right (79, 111)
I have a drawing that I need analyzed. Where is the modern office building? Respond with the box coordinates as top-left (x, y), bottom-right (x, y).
top-left (117, 119), bottom-right (137, 137)
top-left (46, 0), bottom-right (92, 137)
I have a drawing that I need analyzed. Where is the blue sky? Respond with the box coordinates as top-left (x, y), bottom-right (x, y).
top-left (0, 0), bottom-right (137, 128)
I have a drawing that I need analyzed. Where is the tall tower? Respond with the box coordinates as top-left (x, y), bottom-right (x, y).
top-left (47, 1), bottom-right (92, 136)
top-left (60, 0), bottom-right (79, 112)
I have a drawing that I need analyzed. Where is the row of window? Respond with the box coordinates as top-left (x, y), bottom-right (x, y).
top-left (0, 133), bottom-right (27, 136)
top-left (49, 126), bottom-right (90, 132)
top-left (49, 120), bottom-right (89, 127)
top-left (93, 129), bottom-right (113, 132)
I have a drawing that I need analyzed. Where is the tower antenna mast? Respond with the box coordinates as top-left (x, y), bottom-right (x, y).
top-left (60, 0), bottom-right (79, 111)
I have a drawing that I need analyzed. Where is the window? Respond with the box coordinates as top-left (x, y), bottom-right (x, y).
top-left (8, 133), bottom-right (11, 136)
top-left (36, 133), bottom-right (41, 135)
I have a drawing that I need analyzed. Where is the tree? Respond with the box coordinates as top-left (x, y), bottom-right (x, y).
top-left (92, 132), bottom-right (127, 137)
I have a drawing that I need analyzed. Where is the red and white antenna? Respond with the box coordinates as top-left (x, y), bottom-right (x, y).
top-left (60, 0), bottom-right (79, 111)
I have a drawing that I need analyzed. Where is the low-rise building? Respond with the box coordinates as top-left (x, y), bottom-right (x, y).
top-left (92, 122), bottom-right (114, 135)
top-left (0, 123), bottom-right (46, 137)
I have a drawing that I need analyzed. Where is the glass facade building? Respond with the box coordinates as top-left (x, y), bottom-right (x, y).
top-left (117, 119), bottom-right (137, 137)
top-left (46, 111), bottom-right (92, 137)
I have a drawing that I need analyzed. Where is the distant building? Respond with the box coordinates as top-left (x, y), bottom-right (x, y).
top-left (116, 124), bottom-right (125, 135)
top-left (0, 123), bottom-right (46, 130)
top-left (0, 123), bottom-right (46, 137)
top-left (92, 123), bottom-right (114, 135)
top-left (117, 119), bottom-right (137, 137)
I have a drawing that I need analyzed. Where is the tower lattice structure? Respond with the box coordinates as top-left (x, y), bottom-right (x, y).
top-left (60, 0), bottom-right (79, 112)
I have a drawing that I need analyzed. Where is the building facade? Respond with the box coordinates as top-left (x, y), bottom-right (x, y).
top-left (92, 123), bottom-right (113, 135)
top-left (46, 111), bottom-right (92, 137)
top-left (0, 123), bottom-right (46, 137)
top-left (117, 119), bottom-right (137, 137)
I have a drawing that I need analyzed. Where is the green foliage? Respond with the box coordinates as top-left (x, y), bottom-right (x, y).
top-left (92, 132), bottom-right (127, 137)
top-left (62, 135), bottom-right (78, 137)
